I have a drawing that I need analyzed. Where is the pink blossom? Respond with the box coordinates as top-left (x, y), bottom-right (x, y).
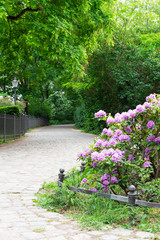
top-left (136, 104), bottom-right (145, 113)
top-left (143, 162), bottom-right (151, 167)
top-left (119, 134), bottom-right (130, 142)
top-left (81, 178), bottom-right (87, 183)
top-left (109, 138), bottom-right (117, 146)
top-left (143, 102), bottom-right (151, 108)
top-left (152, 99), bottom-right (158, 104)
top-left (102, 180), bottom-right (109, 186)
top-left (106, 116), bottom-right (115, 125)
top-left (128, 109), bottom-right (137, 118)
top-left (91, 152), bottom-right (105, 161)
top-left (146, 135), bottom-right (155, 142)
top-left (103, 187), bottom-right (109, 193)
top-left (114, 113), bottom-right (122, 123)
top-left (146, 156), bottom-right (150, 161)
top-left (94, 139), bottom-right (104, 147)
top-left (112, 169), bottom-right (118, 174)
top-left (78, 148), bottom-right (91, 158)
top-left (124, 125), bottom-right (132, 134)
top-left (102, 140), bottom-right (110, 148)
top-left (101, 174), bottom-right (110, 181)
top-left (92, 161), bottom-right (98, 168)
top-left (82, 148), bottom-right (91, 158)
top-left (77, 153), bottom-right (82, 158)
top-left (95, 110), bottom-right (106, 118)
top-left (111, 152), bottom-right (122, 162)
top-left (155, 137), bottom-right (160, 144)
top-left (102, 128), bottom-right (108, 134)
top-left (101, 149), bottom-right (110, 157)
top-left (128, 155), bottom-right (134, 162)
top-left (146, 94), bottom-right (156, 102)
top-left (115, 129), bottom-right (123, 136)
top-left (89, 187), bottom-right (99, 192)
top-left (147, 120), bottom-right (155, 129)
top-left (121, 112), bottom-right (130, 120)
top-left (113, 134), bottom-right (119, 140)
top-left (145, 148), bottom-right (151, 156)
top-left (91, 152), bottom-right (100, 161)
top-left (106, 148), bottom-right (115, 156)
top-left (107, 128), bottom-right (113, 136)
top-left (116, 149), bottom-right (124, 156)
top-left (110, 176), bottom-right (118, 183)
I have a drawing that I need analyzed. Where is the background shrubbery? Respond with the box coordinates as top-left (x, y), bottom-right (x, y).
top-left (0, 105), bottom-right (20, 116)
top-left (73, 32), bottom-right (160, 133)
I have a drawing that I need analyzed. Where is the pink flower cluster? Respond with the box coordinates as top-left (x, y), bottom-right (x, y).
top-left (81, 178), bottom-right (87, 183)
top-left (94, 110), bottom-right (106, 118)
top-left (77, 148), bottom-right (92, 158)
top-left (104, 93), bottom-right (159, 126)
top-left (78, 93), bottom-right (160, 193)
top-left (91, 148), bottom-right (124, 163)
top-left (101, 173), bottom-right (118, 192)
top-left (147, 120), bottom-right (155, 129)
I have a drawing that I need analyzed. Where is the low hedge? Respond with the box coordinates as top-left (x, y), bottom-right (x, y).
top-left (0, 106), bottom-right (20, 116)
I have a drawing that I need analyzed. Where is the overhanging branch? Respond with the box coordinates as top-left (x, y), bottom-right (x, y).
top-left (7, 7), bottom-right (41, 21)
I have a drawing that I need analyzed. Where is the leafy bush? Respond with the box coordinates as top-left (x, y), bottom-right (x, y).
top-left (74, 32), bottom-right (160, 132)
top-left (74, 103), bottom-right (86, 128)
top-left (78, 93), bottom-right (160, 201)
top-left (28, 98), bottom-right (52, 119)
top-left (74, 100), bottom-right (106, 134)
top-left (0, 96), bottom-right (14, 107)
top-left (0, 96), bottom-right (25, 113)
top-left (0, 106), bottom-right (20, 116)
top-left (49, 91), bottom-right (74, 121)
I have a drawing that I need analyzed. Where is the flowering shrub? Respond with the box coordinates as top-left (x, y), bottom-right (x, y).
top-left (78, 94), bottom-right (160, 201)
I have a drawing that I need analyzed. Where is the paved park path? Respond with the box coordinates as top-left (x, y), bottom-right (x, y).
top-left (0, 124), bottom-right (159, 240)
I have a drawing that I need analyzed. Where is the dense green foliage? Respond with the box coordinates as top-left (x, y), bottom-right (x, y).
top-left (0, 105), bottom-right (20, 116)
top-left (0, 0), bottom-right (113, 121)
top-left (73, 0), bottom-right (160, 132)
top-left (0, 0), bottom-right (160, 126)
top-left (0, 95), bottom-right (25, 112)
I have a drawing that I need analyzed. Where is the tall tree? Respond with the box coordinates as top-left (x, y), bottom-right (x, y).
top-left (0, 0), bottom-right (114, 95)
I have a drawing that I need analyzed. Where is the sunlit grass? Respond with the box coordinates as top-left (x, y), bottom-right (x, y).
top-left (35, 173), bottom-right (160, 233)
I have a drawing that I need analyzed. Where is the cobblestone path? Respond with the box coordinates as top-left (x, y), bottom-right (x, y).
top-left (0, 125), bottom-right (159, 240)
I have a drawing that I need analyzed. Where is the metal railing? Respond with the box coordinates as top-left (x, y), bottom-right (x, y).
top-left (0, 113), bottom-right (49, 142)
top-left (58, 164), bottom-right (160, 209)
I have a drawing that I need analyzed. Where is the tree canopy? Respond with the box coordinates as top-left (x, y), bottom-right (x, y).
top-left (0, 0), bottom-right (113, 92)
top-left (0, 0), bottom-right (159, 126)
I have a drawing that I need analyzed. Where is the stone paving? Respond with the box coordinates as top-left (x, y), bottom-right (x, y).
top-left (0, 124), bottom-right (159, 240)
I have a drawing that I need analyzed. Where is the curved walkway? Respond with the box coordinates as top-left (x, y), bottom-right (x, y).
top-left (0, 125), bottom-right (159, 240)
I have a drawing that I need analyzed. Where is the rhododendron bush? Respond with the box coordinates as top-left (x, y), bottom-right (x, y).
top-left (77, 94), bottom-right (160, 201)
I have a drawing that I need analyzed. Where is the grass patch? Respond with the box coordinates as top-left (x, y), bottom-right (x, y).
top-left (0, 138), bottom-right (17, 144)
top-left (35, 172), bottom-right (160, 233)
top-left (33, 227), bottom-right (45, 233)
